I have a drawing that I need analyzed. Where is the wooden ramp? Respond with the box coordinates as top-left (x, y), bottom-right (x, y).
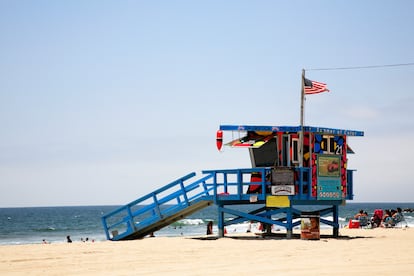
top-left (119, 200), bottom-right (213, 240)
top-left (101, 172), bottom-right (215, 241)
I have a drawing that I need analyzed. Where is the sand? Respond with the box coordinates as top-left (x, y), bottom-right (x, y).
top-left (0, 228), bottom-right (412, 275)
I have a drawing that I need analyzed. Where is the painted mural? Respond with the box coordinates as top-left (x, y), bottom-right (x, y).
top-left (312, 134), bottom-right (347, 199)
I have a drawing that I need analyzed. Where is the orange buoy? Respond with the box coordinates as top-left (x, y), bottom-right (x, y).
top-left (216, 130), bottom-right (223, 151)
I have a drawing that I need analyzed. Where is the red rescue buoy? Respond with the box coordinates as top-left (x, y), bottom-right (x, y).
top-left (216, 130), bottom-right (223, 151)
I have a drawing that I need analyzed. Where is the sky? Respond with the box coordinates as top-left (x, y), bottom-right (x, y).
top-left (1, 1), bottom-right (413, 207)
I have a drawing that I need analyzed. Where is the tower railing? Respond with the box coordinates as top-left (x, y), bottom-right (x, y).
top-left (102, 167), bottom-right (354, 240)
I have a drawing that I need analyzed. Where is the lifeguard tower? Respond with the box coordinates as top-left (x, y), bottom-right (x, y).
top-left (101, 123), bottom-right (363, 240)
top-left (101, 74), bottom-right (364, 240)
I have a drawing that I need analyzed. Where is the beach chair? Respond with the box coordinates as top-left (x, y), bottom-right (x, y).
top-left (392, 212), bottom-right (408, 228)
top-left (358, 215), bottom-right (369, 228)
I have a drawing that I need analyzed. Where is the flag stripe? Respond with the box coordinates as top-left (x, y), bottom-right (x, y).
top-left (304, 78), bottom-right (330, 94)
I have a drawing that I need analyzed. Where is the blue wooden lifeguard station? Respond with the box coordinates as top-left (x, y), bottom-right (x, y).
top-left (101, 124), bottom-right (364, 240)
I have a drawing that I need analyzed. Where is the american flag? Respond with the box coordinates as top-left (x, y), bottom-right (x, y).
top-left (304, 78), bottom-right (330, 94)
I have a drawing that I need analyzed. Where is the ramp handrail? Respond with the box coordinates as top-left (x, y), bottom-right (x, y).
top-left (102, 172), bottom-right (214, 240)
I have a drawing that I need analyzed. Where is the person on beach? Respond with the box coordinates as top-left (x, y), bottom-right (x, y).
top-left (371, 209), bottom-right (383, 228)
top-left (246, 221), bottom-right (252, 233)
top-left (206, 221), bottom-right (213, 235)
top-left (354, 209), bottom-right (366, 219)
top-left (354, 209), bottom-right (369, 226)
top-left (392, 208), bottom-right (404, 225)
top-left (387, 207), bottom-right (406, 227)
top-left (382, 209), bottom-right (393, 227)
top-left (66, 235), bottom-right (72, 243)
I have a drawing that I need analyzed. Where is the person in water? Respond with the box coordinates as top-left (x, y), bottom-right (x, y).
top-left (66, 235), bottom-right (72, 243)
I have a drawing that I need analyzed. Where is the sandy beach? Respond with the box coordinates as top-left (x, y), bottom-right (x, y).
top-left (0, 227), bottom-right (412, 275)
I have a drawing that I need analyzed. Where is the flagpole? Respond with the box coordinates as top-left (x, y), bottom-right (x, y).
top-left (299, 69), bottom-right (305, 168)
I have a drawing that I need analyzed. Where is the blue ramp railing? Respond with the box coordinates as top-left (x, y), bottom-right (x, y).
top-left (101, 172), bottom-right (215, 241)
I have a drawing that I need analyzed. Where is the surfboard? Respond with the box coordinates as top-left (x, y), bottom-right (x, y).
top-left (226, 133), bottom-right (274, 148)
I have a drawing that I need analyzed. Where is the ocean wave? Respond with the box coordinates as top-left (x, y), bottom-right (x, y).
top-left (31, 226), bottom-right (57, 232)
top-left (177, 219), bottom-right (205, 225)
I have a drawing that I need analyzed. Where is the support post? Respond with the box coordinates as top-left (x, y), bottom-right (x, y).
top-left (286, 208), bottom-right (292, 239)
top-left (333, 205), bottom-right (339, 237)
top-left (218, 205), bottom-right (225, 237)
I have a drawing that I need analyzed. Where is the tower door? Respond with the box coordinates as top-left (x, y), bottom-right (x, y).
top-left (249, 137), bottom-right (278, 167)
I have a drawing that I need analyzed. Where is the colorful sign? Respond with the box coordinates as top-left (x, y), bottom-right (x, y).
top-left (266, 195), bottom-right (290, 207)
top-left (317, 178), bottom-right (342, 200)
top-left (301, 215), bottom-right (320, 240)
top-left (317, 155), bottom-right (341, 177)
top-left (271, 185), bottom-right (295, 196)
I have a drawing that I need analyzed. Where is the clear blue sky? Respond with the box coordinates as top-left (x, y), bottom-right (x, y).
top-left (1, 1), bottom-right (413, 207)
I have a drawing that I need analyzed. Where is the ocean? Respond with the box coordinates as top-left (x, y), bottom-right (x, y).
top-left (1, 203), bottom-right (413, 245)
